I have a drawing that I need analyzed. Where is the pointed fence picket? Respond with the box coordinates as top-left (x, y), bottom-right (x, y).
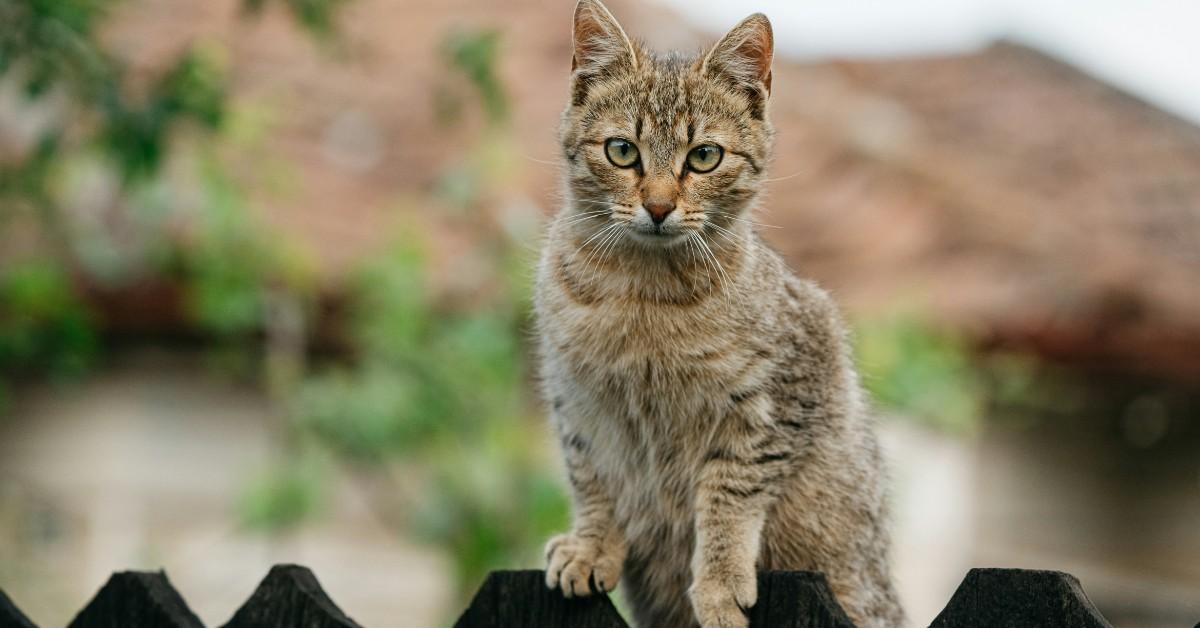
top-left (0, 564), bottom-right (1144, 627)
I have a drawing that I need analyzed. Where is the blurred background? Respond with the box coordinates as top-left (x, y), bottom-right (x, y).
top-left (0, 0), bottom-right (1197, 626)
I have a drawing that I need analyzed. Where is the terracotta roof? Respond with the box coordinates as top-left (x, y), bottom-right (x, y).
top-left (762, 42), bottom-right (1200, 381)
top-left (96, 3), bottom-right (1200, 380)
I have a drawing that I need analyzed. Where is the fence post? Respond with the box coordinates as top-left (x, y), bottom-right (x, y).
top-left (453, 570), bottom-right (629, 628)
top-left (749, 571), bottom-right (855, 628)
top-left (0, 589), bottom-right (37, 628)
top-left (221, 564), bottom-right (360, 628)
top-left (65, 571), bottom-right (203, 628)
top-left (929, 568), bottom-right (1113, 628)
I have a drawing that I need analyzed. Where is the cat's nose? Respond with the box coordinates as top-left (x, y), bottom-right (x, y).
top-left (644, 200), bottom-right (676, 224)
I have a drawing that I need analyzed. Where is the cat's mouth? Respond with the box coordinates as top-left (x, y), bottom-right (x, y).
top-left (627, 222), bottom-right (688, 246)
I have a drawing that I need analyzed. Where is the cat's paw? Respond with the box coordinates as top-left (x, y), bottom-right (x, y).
top-left (689, 568), bottom-right (756, 628)
top-left (543, 533), bottom-right (623, 597)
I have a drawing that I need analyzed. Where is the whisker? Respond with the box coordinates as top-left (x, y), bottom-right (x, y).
top-left (709, 210), bottom-right (781, 229)
top-left (685, 233), bottom-right (705, 282)
top-left (569, 223), bottom-right (621, 267)
top-left (583, 225), bottom-right (625, 285)
top-left (566, 195), bottom-right (627, 204)
top-left (558, 210), bottom-right (613, 228)
top-left (686, 233), bottom-right (709, 285)
top-left (580, 222), bottom-right (621, 250)
top-left (562, 209), bottom-right (612, 217)
top-left (522, 154), bottom-right (560, 166)
top-left (692, 233), bottom-right (722, 294)
top-left (589, 225), bottom-right (626, 286)
top-left (708, 230), bottom-right (749, 258)
top-left (763, 170), bottom-right (810, 183)
top-left (706, 222), bottom-right (748, 253)
top-left (693, 232), bottom-right (734, 296)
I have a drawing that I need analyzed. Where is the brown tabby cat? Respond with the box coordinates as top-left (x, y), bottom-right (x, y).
top-left (534, 2), bottom-right (905, 626)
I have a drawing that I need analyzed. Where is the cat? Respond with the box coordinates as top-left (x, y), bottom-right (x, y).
top-left (533, 1), bottom-right (905, 626)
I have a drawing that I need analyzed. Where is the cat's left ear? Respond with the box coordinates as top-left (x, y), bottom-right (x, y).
top-left (702, 13), bottom-right (774, 113)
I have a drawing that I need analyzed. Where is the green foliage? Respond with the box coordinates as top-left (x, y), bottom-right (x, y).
top-left (0, 0), bottom-right (351, 421)
top-left (241, 0), bottom-right (349, 39)
top-left (296, 233), bottom-right (525, 456)
top-left (1, 2), bottom-right (228, 187)
top-left (180, 162), bottom-right (279, 336)
top-left (2, 2), bottom-right (562, 610)
top-left (296, 362), bottom-right (447, 460)
top-left (0, 0), bottom-right (112, 97)
top-left (413, 448), bottom-right (570, 594)
top-left (293, 226), bottom-right (567, 598)
top-left (441, 29), bottom-right (508, 126)
top-left (239, 455), bottom-right (325, 531)
top-left (855, 312), bottom-right (985, 434)
top-left (283, 29), bottom-right (561, 599)
top-left (98, 48), bottom-right (227, 183)
top-left (0, 261), bottom-right (97, 380)
top-left (348, 239), bottom-right (430, 361)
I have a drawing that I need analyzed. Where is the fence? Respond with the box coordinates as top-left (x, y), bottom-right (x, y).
top-left (0, 564), bottom-right (1162, 627)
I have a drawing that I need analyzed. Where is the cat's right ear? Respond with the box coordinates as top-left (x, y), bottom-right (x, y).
top-left (570, 0), bottom-right (637, 103)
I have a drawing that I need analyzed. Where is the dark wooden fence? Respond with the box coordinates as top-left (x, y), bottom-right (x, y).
top-left (0, 563), bottom-right (1174, 627)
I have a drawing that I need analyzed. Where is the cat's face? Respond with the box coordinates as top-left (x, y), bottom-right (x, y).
top-left (560, 0), bottom-right (774, 250)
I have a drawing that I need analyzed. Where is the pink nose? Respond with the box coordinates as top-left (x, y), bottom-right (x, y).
top-left (644, 200), bottom-right (675, 224)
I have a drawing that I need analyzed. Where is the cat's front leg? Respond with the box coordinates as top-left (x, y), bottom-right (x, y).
top-left (545, 428), bottom-right (627, 597)
top-left (689, 406), bottom-right (783, 628)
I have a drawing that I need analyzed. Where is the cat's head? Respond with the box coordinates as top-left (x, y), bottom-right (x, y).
top-left (559, 0), bottom-right (773, 249)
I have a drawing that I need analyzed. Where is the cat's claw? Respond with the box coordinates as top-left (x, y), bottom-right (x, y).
top-left (544, 533), bottom-right (623, 597)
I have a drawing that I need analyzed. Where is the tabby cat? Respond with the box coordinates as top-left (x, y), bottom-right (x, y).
top-left (534, 2), bottom-right (905, 626)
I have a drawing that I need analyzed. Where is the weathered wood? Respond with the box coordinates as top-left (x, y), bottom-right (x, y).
top-left (66, 570), bottom-right (203, 628)
top-left (221, 564), bottom-right (360, 628)
top-left (453, 570), bottom-right (629, 628)
top-left (0, 589), bottom-right (37, 628)
top-left (929, 568), bottom-right (1112, 628)
top-left (5, 563), bottom-right (1144, 626)
top-left (750, 571), bottom-right (855, 628)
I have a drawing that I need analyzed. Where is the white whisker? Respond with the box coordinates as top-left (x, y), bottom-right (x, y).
top-left (705, 222), bottom-right (749, 255)
top-left (709, 210), bottom-right (780, 229)
top-left (576, 223), bottom-right (623, 274)
top-left (558, 209), bottom-right (613, 228)
top-left (763, 170), bottom-right (810, 183)
top-left (523, 154), bottom-right (560, 166)
top-left (692, 232), bottom-right (734, 296)
top-left (589, 225), bottom-right (626, 286)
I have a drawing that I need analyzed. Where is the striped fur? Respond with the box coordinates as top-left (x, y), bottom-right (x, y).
top-left (534, 2), bottom-right (905, 626)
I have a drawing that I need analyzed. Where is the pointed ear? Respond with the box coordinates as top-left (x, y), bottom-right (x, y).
top-left (570, 0), bottom-right (637, 103)
top-left (702, 13), bottom-right (774, 115)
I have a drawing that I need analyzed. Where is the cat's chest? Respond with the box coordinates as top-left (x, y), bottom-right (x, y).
top-left (547, 298), bottom-right (750, 461)
top-left (538, 277), bottom-right (774, 531)
top-left (550, 297), bottom-right (740, 384)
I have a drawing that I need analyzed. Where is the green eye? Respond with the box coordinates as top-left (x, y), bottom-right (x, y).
top-left (686, 144), bottom-right (723, 173)
top-left (605, 138), bottom-right (639, 168)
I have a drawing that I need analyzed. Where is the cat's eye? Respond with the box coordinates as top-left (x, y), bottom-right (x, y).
top-left (605, 138), bottom-right (639, 168)
top-left (686, 144), bottom-right (723, 173)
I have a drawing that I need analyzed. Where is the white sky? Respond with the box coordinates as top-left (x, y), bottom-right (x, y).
top-left (654, 0), bottom-right (1200, 125)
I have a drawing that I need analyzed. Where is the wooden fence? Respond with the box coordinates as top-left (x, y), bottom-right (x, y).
top-left (0, 563), bottom-right (1174, 627)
